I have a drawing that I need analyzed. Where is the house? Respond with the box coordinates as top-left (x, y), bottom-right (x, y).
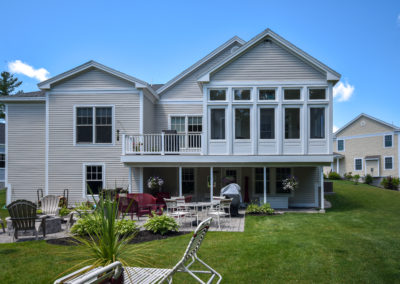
top-left (0, 123), bottom-right (5, 188)
top-left (325, 113), bottom-right (399, 181)
top-left (1, 28), bottom-right (341, 209)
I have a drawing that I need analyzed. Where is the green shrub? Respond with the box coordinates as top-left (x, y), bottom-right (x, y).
top-left (328, 172), bottom-right (341, 180)
top-left (353, 174), bottom-right (360, 185)
top-left (245, 203), bottom-right (274, 215)
top-left (344, 172), bottom-right (353, 181)
top-left (71, 213), bottom-right (138, 236)
top-left (381, 176), bottom-right (400, 190)
top-left (364, 174), bottom-right (373, 185)
top-left (143, 213), bottom-right (179, 235)
top-left (74, 201), bottom-right (94, 211)
top-left (59, 207), bottom-right (71, 217)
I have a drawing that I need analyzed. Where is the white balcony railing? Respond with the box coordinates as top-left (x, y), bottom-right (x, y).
top-left (123, 133), bottom-right (202, 155)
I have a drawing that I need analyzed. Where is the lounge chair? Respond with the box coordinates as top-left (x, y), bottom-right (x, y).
top-left (7, 199), bottom-right (46, 241)
top-left (41, 195), bottom-right (61, 216)
top-left (53, 217), bottom-right (222, 284)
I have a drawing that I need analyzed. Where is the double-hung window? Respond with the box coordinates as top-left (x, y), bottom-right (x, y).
top-left (255, 168), bottom-right (270, 194)
top-left (354, 159), bottom-right (363, 171)
top-left (384, 135), bottom-right (393, 148)
top-left (384, 157), bottom-right (393, 170)
top-left (337, 140), bottom-right (344, 151)
top-left (76, 107), bottom-right (113, 144)
top-left (285, 108), bottom-right (300, 139)
top-left (310, 108), bottom-right (325, 139)
top-left (182, 168), bottom-right (195, 195)
top-left (85, 165), bottom-right (104, 195)
top-left (260, 108), bottom-right (275, 139)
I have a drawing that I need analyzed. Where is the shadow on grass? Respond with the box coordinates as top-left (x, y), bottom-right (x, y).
top-left (326, 190), bottom-right (365, 213)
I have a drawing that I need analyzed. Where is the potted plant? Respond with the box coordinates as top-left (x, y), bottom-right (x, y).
top-left (282, 176), bottom-right (299, 192)
top-left (147, 176), bottom-right (164, 193)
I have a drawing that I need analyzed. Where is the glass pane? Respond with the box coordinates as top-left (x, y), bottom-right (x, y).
top-left (96, 126), bottom-right (112, 143)
top-left (355, 159), bottom-right (362, 170)
top-left (77, 126), bottom-right (93, 143)
top-left (235, 109), bottom-right (250, 139)
top-left (259, 89), bottom-right (275, 100)
top-left (234, 89), bottom-right (251, 100)
top-left (188, 116), bottom-right (202, 133)
top-left (77, 108), bottom-right (93, 125)
top-left (87, 181), bottom-right (102, 195)
top-left (260, 108), bottom-right (275, 139)
top-left (309, 89), bottom-right (326, 100)
top-left (385, 158), bottom-right (392, 169)
top-left (285, 108), bottom-right (300, 139)
top-left (338, 140), bottom-right (344, 151)
top-left (385, 135), bottom-right (392, 147)
top-left (210, 89), bottom-right (226, 101)
top-left (211, 109), bottom-right (225, 139)
top-left (284, 89), bottom-right (301, 100)
top-left (310, 108), bottom-right (325, 139)
top-left (171, 117), bottom-right (185, 133)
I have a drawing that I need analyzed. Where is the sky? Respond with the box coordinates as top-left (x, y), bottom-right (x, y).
top-left (1, 0), bottom-right (399, 130)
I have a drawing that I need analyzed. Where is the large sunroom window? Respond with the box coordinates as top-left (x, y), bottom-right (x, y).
top-left (211, 109), bottom-right (225, 140)
top-left (260, 108), bottom-right (275, 139)
top-left (235, 108), bottom-right (250, 139)
top-left (285, 108), bottom-right (300, 139)
top-left (310, 108), bottom-right (325, 139)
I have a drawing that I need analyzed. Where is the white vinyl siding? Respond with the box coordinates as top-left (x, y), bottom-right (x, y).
top-left (143, 95), bottom-right (155, 133)
top-left (289, 167), bottom-right (319, 207)
top-left (160, 42), bottom-right (242, 100)
top-left (154, 104), bottom-right (203, 133)
top-left (211, 40), bottom-right (325, 81)
top-left (48, 92), bottom-right (140, 203)
top-left (7, 103), bottom-right (46, 202)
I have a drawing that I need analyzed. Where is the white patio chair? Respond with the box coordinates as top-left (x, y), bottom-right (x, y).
top-left (54, 218), bottom-right (222, 284)
top-left (164, 199), bottom-right (190, 225)
top-left (41, 195), bottom-right (61, 216)
top-left (207, 198), bottom-right (232, 229)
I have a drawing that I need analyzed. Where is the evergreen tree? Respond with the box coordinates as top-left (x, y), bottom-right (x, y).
top-left (0, 71), bottom-right (22, 96)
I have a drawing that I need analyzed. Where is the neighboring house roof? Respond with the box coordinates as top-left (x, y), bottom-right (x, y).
top-left (157, 36), bottom-right (246, 95)
top-left (0, 91), bottom-right (46, 102)
top-left (334, 113), bottom-right (400, 136)
top-left (333, 152), bottom-right (344, 159)
top-left (197, 28), bottom-right (341, 84)
top-left (38, 60), bottom-right (159, 100)
top-left (0, 123), bottom-right (4, 145)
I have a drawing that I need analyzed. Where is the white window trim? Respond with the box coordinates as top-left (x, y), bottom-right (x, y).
top-left (232, 88), bottom-right (253, 102)
top-left (208, 88), bottom-right (228, 102)
top-left (283, 105), bottom-right (302, 141)
top-left (73, 105), bottom-right (115, 147)
top-left (337, 139), bottom-right (345, 152)
top-left (82, 162), bottom-right (106, 198)
top-left (233, 105), bottom-right (252, 142)
top-left (308, 105), bottom-right (327, 140)
top-left (258, 106), bottom-right (277, 141)
top-left (383, 134), bottom-right (393, 148)
top-left (168, 114), bottom-right (203, 133)
top-left (208, 106), bottom-right (227, 141)
top-left (282, 87), bottom-right (302, 101)
top-left (354, 158), bottom-right (363, 171)
top-left (257, 87), bottom-right (278, 102)
top-left (308, 87), bottom-right (328, 101)
top-left (384, 156), bottom-right (394, 170)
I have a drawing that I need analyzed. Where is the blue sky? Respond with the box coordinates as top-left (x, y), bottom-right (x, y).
top-left (1, 0), bottom-right (399, 130)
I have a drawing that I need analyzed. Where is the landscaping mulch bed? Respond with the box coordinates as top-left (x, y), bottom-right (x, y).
top-left (46, 230), bottom-right (189, 246)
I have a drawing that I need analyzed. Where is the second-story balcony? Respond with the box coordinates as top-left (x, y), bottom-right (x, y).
top-left (122, 133), bottom-right (202, 155)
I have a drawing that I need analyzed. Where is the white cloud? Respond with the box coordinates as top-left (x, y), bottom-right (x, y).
top-left (333, 125), bottom-right (339, 133)
top-left (333, 81), bottom-right (355, 102)
top-left (8, 60), bottom-right (49, 82)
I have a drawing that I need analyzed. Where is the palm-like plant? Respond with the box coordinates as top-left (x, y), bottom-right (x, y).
top-left (58, 191), bottom-right (151, 281)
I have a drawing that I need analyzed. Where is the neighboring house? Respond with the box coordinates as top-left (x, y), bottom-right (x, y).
top-left (325, 114), bottom-right (399, 181)
top-left (1, 28), bottom-right (341, 209)
top-left (0, 123), bottom-right (5, 188)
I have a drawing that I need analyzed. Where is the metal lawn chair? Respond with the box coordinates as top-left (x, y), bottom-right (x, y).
top-left (207, 198), bottom-right (232, 229)
top-left (41, 195), bottom-right (61, 216)
top-left (7, 199), bottom-right (46, 241)
top-left (54, 217), bottom-right (222, 284)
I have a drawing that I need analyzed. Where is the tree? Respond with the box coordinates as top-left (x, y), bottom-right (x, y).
top-left (0, 71), bottom-right (23, 118)
top-left (0, 71), bottom-right (22, 96)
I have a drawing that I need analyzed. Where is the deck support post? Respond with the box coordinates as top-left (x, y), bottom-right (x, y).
top-left (320, 166), bottom-right (325, 211)
top-left (210, 167), bottom-right (214, 202)
top-left (139, 167), bottom-right (143, 193)
top-left (263, 167), bottom-right (267, 204)
top-left (179, 166), bottom-right (182, 197)
top-left (128, 167), bottom-right (132, 193)
top-left (336, 158), bottom-right (339, 173)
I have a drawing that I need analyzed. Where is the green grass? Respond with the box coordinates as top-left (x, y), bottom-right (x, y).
top-left (0, 188), bottom-right (8, 224)
top-left (1, 181), bottom-right (400, 283)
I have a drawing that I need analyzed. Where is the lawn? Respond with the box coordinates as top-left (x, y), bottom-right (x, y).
top-left (0, 188), bottom-right (9, 224)
top-left (1, 181), bottom-right (400, 283)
